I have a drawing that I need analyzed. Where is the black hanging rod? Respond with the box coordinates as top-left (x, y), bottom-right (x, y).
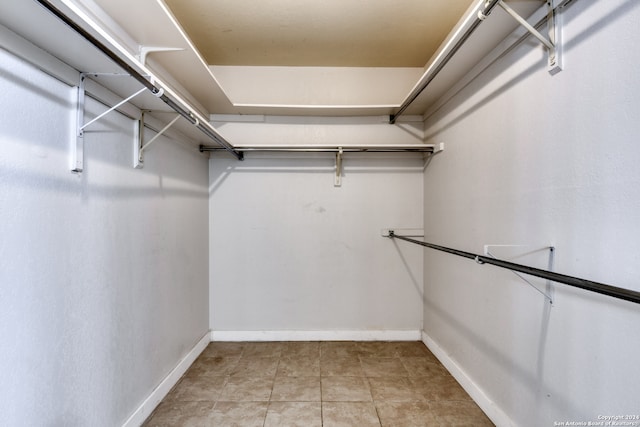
top-left (35, 0), bottom-right (243, 161)
top-left (389, 0), bottom-right (501, 124)
top-left (388, 231), bottom-right (640, 305)
top-left (390, 0), bottom-right (576, 124)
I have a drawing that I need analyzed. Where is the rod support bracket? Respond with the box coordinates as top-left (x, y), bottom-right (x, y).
top-left (335, 147), bottom-right (343, 187)
top-left (484, 245), bottom-right (555, 303)
top-left (546, 0), bottom-right (563, 75)
top-left (135, 111), bottom-right (181, 168)
top-left (71, 76), bottom-right (87, 173)
top-left (498, 0), bottom-right (562, 75)
top-left (73, 73), bottom-right (148, 173)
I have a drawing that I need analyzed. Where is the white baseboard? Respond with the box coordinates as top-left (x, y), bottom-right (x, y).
top-left (122, 332), bottom-right (210, 427)
top-left (421, 331), bottom-right (515, 427)
top-left (211, 330), bottom-right (422, 342)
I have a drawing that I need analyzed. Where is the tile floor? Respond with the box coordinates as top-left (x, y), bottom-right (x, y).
top-left (143, 341), bottom-right (494, 426)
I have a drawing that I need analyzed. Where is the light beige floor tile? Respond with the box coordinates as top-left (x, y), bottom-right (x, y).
top-left (201, 342), bottom-right (245, 358)
top-left (211, 401), bottom-right (268, 427)
top-left (219, 377), bottom-right (274, 401)
top-left (231, 356), bottom-right (279, 377)
top-left (360, 357), bottom-right (409, 377)
top-left (242, 342), bottom-right (283, 357)
top-left (376, 401), bottom-right (437, 427)
top-left (410, 376), bottom-right (473, 401)
top-left (357, 342), bottom-right (399, 357)
top-left (320, 341), bottom-right (360, 358)
top-left (321, 356), bottom-right (364, 376)
top-left (164, 374), bottom-right (226, 402)
top-left (322, 402), bottom-right (382, 427)
top-left (321, 376), bottom-right (373, 402)
top-left (400, 357), bottom-right (448, 378)
top-left (144, 401), bottom-right (215, 427)
top-left (281, 341), bottom-right (320, 357)
top-left (264, 401), bottom-right (322, 427)
top-left (369, 377), bottom-right (425, 402)
top-left (277, 355), bottom-right (320, 376)
top-left (147, 342), bottom-right (489, 426)
top-left (391, 342), bottom-right (435, 358)
top-left (430, 400), bottom-right (494, 426)
top-left (189, 355), bottom-right (240, 377)
top-left (271, 376), bottom-right (321, 401)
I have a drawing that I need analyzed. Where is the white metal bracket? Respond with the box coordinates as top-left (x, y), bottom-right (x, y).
top-left (484, 244), bottom-right (556, 304)
top-left (497, 0), bottom-right (562, 75)
top-left (134, 111), bottom-right (181, 168)
top-left (73, 73), bottom-right (146, 173)
top-left (139, 46), bottom-right (185, 65)
top-left (335, 147), bottom-right (343, 187)
top-left (381, 228), bottom-right (424, 238)
top-left (546, 0), bottom-right (563, 75)
top-left (71, 77), bottom-right (86, 173)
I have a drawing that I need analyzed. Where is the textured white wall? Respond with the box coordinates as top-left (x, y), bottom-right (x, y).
top-left (209, 119), bottom-right (425, 336)
top-left (0, 48), bottom-right (209, 425)
top-left (211, 66), bottom-right (423, 106)
top-left (422, 1), bottom-right (640, 425)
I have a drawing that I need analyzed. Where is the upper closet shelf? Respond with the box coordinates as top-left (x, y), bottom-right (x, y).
top-left (26, 0), bottom-right (572, 172)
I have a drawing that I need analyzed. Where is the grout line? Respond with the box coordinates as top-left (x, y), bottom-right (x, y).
top-left (320, 367), bottom-right (324, 427)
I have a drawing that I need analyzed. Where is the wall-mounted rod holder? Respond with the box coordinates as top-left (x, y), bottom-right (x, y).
top-left (546, 246), bottom-right (556, 304)
top-left (140, 115), bottom-right (180, 152)
top-left (381, 228), bottom-right (424, 238)
top-left (484, 245), bottom-right (555, 303)
top-left (72, 79), bottom-right (85, 173)
top-left (335, 147), bottom-right (343, 187)
top-left (497, 0), bottom-right (562, 75)
top-left (134, 111), bottom-right (181, 168)
top-left (387, 231), bottom-right (640, 305)
top-left (73, 73), bottom-right (145, 173)
top-left (80, 87), bottom-right (146, 131)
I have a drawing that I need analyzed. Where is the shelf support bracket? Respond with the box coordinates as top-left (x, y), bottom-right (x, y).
top-left (335, 147), bottom-right (343, 187)
top-left (79, 86), bottom-right (146, 132)
top-left (73, 73), bottom-right (148, 173)
top-left (71, 76), bottom-right (86, 173)
top-left (134, 111), bottom-right (181, 168)
top-left (497, 0), bottom-right (562, 75)
top-left (139, 46), bottom-right (185, 65)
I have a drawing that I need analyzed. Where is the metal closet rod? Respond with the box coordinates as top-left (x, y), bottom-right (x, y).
top-left (390, 0), bottom-right (501, 124)
top-left (388, 231), bottom-right (640, 305)
top-left (390, 0), bottom-right (575, 124)
top-left (35, 0), bottom-right (243, 161)
top-left (199, 144), bottom-right (435, 153)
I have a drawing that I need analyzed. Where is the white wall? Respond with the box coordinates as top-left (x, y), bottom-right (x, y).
top-left (422, 1), bottom-right (640, 425)
top-left (211, 66), bottom-right (423, 106)
top-left (209, 118), bottom-right (425, 338)
top-left (0, 45), bottom-right (209, 425)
